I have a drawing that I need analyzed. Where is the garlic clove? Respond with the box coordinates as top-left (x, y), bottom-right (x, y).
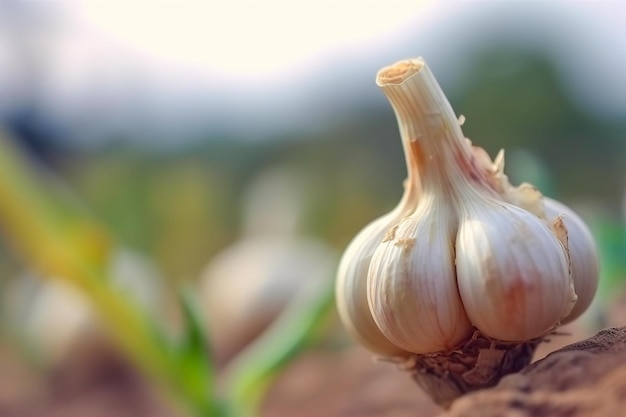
top-left (455, 200), bottom-right (575, 341)
top-left (336, 210), bottom-right (412, 356)
top-left (543, 197), bottom-right (599, 324)
top-left (367, 199), bottom-right (473, 354)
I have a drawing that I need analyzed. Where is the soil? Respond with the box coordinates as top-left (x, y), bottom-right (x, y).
top-left (0, 309), bottom-right (624, 417)
top-left (0, 334), bottom-right (177, 417)
top-left (262, 322), bottom-right (626, 417)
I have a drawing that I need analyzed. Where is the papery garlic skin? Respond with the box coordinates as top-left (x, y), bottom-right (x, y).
top-left (544, 197), bottom-right (599, 323)
top-left (368, 197), bottom-right (473, 353)
top-left (455, 199), bottom-right (574, 341)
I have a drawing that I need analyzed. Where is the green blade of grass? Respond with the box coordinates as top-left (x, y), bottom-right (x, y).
top-left (221, 276), bottom-right (335, 417)
top-left (171, 287), bottom-right (219, 417)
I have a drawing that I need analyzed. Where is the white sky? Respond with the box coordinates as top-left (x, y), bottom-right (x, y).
top-left (0, 0), bottom-right (624, 145)
top-left (74, 0), bottom-right (432, 79)
top-left (52, 1), bottom-right (626, 101)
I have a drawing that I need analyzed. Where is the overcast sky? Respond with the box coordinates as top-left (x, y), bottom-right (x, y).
top-left (0, 1), bottom-right (624, 147)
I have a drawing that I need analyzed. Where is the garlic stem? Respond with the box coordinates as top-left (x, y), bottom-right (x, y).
top-left (376, 58), bottom-right (487, 196)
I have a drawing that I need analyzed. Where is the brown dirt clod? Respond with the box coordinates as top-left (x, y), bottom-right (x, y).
top-left (442, 326), bottom-right (626, 417)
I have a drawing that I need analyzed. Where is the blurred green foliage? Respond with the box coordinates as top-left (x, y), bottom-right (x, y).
top-left (452, 47), bottom-right (625, 203)
top-left (47, 114), bottom-right (413, 283)
top-left (0, 129), bottom-right (337, 417)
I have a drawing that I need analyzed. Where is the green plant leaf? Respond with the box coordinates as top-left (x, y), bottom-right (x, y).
top-left (221, 276), bottom-right (335, 417)
top-left (170, 286), bottom-right (220, 417)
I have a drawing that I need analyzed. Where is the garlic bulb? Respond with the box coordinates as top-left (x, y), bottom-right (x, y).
top-left (335, 56), bottom-right (599, 405)
top-left (4, 248), bottom-right (163, 365)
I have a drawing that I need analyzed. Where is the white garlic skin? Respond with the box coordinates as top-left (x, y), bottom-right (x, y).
top-left (336, 209), bottom-right (411, 356)
top-left (367, 198), bottom-right (473, 354)
top-left (543, 197), bottom-right (599, 324)
top-left (455, 199), bottom-right (574, 342)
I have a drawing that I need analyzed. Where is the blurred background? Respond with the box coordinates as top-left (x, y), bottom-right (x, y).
top-left (1, 0), bottom-right (625, 281)
top-left (0, 1), bottom-right (625, 416)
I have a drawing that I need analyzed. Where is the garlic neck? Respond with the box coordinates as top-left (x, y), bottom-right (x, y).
top-left (376, 58), bottom-right (484, 197)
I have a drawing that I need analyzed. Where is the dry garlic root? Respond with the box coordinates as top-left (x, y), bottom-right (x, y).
top-left (335, 57), bottom-right (600, 407)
